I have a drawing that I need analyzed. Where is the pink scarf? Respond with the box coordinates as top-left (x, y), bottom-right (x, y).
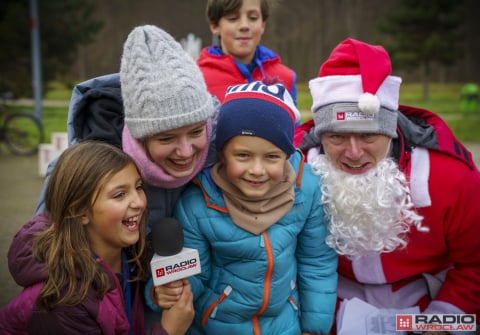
top-left (122, 119), bottom-right (212, 189)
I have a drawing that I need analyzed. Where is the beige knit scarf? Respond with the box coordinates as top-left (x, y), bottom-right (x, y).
top-left (210, 161), bottom-right (295, 235)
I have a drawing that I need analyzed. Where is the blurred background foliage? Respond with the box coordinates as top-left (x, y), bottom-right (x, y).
top-left (1, 0), bottom-right (479, 142)
top-left (0, 0), bottom-right (102, 96)
top-left (0, 0), bottom-right (478, 99)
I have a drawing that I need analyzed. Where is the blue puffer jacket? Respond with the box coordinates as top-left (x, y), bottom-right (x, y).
top-left (174, 151), bottom-right (338, 335)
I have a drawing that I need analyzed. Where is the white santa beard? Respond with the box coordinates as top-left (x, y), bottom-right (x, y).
top-left (311, 155), bottom-right (425, 259)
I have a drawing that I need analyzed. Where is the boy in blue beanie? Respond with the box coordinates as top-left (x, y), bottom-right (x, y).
top-left (155, 81), bottom-right (337, 335)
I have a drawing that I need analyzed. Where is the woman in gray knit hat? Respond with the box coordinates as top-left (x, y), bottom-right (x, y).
top-left (121, 25), bottom-right (215, 192)
top-left (120, 24), bottom-right (217, 331)
top-left (8, 24), bottom-right (219, 334)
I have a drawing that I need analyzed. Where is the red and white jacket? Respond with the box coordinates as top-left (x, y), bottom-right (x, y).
top-left (294, 105), bottom-right (480, 324)
top-left (197, 45), bottom-right (296, 103)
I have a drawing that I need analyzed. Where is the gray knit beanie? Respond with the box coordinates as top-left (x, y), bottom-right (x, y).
top-left (120, 25), bottom-right (214, 139)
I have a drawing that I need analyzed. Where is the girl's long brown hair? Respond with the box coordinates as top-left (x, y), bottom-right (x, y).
top-left (33, 141), bottom-right (147, 311)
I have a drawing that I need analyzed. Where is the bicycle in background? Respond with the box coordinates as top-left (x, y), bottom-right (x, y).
top-left (0, 92), bottom-right (44, 155)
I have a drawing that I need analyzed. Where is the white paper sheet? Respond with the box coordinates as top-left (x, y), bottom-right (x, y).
top-left (337, 297), bottom-right (420, 335)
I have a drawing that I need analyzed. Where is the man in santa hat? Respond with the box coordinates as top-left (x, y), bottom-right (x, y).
top-left (295, 38), bottom-right (480, 335)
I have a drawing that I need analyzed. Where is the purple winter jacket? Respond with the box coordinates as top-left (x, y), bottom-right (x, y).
top-left (0, 213), bottom-right (168, 335)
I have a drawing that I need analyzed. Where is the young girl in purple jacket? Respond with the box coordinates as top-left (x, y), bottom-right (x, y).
top-left (0, 141), bottom-right (194, 335)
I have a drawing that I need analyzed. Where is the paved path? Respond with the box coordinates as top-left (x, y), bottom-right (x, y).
top-left (1, 143), bottom-right (480, 308)
top-left (0, 150), bottom-right (43, 308)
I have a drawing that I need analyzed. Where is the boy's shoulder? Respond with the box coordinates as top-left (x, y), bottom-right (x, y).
top-left (290, 151), bottom-right (321, 188)
top-left (182, 168), bottom-right (221, 200)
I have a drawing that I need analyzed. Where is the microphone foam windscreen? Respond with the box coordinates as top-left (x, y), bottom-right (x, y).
top-left (151, 218), bottom-right (184, 256)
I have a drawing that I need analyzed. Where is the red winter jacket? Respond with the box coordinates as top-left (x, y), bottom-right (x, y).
top-left (197, 45), bottom-right (296, 103)
top-left (294, 106), bottom-right (480, 325)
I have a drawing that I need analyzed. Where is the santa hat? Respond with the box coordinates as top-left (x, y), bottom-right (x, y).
top-left (309, 38), bottom-right (402, 139)
top-left (215, 81), bottom-right (299, 156)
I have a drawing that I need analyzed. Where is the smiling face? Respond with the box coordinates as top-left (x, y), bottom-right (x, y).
top-left (220, 135), bottom-right (287, 198)
top-left (320, 132), bottom-right (392, 174)
top-left (83, 162), bottom-right (146, 260)
top-left (145, 121), bottom-right (208, 178)
top-left (210, 0), bottom-right (266, 64)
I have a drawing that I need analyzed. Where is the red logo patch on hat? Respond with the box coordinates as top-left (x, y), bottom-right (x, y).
top-left (336, 112), bottom-right (345, 121)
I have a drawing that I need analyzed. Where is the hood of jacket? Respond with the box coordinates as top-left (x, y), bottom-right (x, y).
top-left (68, 73), bottom-right (124, 147)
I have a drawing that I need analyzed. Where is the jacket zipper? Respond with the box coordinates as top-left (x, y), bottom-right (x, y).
top-left (201, 285), bottom-right (232, 327)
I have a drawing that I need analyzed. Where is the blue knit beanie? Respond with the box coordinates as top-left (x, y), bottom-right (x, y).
top-left (215, 82), bottom-right (299, 156)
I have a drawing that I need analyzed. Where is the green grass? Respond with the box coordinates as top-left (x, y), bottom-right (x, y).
top-left (296, 82), bottom-right (313, 112)
top-left (6, 105), bottom-right (68, 145)
top-left (44, 81), bottom-right (75, 100)
top-left (399, 83), bottom-right (464, 114)
top-left (296, 82), bottom-right (480, 142)
top-left (41, 106), bottom-right (69, 142)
